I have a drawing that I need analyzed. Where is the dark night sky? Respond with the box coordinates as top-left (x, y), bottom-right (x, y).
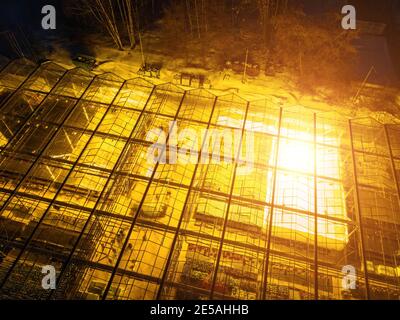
top-left (1, 0), bottom-right (64, 29)
top-left (1, 0), bottom-right (399, 28)
top-left (1, 0), bottom-right (399, 33)
top-left (303, 0), bottom-right (400, 22)
top-left (0, 0), bottom-right (399, 84)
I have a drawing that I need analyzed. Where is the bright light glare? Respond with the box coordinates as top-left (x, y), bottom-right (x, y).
top-left (202, 116), bottom-right (349, 249)
top-left (270, 127), bottom-right (349, 248)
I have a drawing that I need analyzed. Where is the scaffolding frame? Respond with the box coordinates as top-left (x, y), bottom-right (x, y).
top-left (0, 59), bottom-right (399, 300)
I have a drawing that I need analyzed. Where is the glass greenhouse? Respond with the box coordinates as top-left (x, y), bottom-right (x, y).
top-left (0, 58), bottom-right (399, 300)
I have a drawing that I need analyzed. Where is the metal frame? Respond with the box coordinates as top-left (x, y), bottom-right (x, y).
top-left (0, 59), bottom-right (399, 300)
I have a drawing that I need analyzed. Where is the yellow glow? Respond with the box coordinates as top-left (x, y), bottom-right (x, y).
top-left (271, 125), bottom-right (348, 248)
top-left (216, 116), bottom-right (349, 248)
top-left (278, 138), bottom-right (315, 173)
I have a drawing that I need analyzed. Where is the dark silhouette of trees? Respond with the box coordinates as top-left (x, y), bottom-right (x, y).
top-left (271, 9), bottom-right (358, 97)
top-left (64, 0), bottom-right (140, 50)
top-left (63, 0), bottom-right (360, 102)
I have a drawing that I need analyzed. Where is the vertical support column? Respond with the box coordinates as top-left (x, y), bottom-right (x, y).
top-left (0, 77), bottom-right (125, 290)
top-left (0, 68), bottom-right (70, 158)
top-left (348, 119), bottom-right (370, 300)
top-left (0, 74), bottom-right (98, 215)
top-left (313, 113), bottom-right (319, 300)
top-left (101, 90), bottom-right (188, 300)
top-left (384, 125), bottom-right (400, 211)
top-left (383, 124), bottom-right (400, 289)
top-left (156, 95), bottom-right (219, 299)
top-left (261, 107), bottom-right (283, 300)
top-left (0, 62), bottom-right (41, 111)
top-left (49, 84), bottom-right (157, 299)
top-left (209, 100), bottom-right (250, 300)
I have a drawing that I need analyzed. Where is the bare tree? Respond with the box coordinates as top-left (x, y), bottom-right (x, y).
top-left (181, 0), bottom-right (211, 39)
top-left (257, 0), bottom-right (288, 45)
top-left (271, 9), bottom-right (359, 100)
top-left (65, 0), bottom-right (139, 50)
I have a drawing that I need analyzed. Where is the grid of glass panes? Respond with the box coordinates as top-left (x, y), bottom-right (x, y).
top-left (0, 59), bottom-right (399, 300)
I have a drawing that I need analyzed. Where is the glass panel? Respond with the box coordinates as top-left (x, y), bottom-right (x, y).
top-left (1, 59), bottom-right (400, 300)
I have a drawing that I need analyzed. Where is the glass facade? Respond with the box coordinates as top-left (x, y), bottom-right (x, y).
top-left (0, 59), bottom-right (399, 300)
